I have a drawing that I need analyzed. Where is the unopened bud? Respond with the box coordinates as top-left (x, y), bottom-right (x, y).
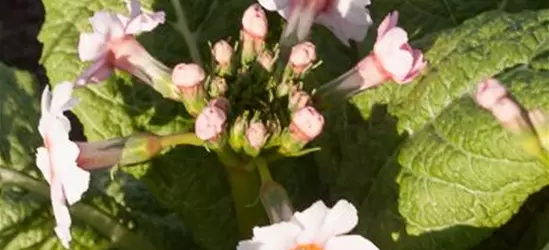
top-left (172, 63), bottom-right (208, 116)
top-left (76, 133), bottom-right (162, 170)
top-left (289, 42), bottom-right (316, 74)
top-left (289, 89), bottom-right (311, 112)
top-left (229, 112), bottom-right (250, 153)
top-left (241, 4), bottom-right (267, 65)
top-left (244, 121), bottom-right (268, 157)
top-left (195, 98), bottom-right (230, 146)
top-left (280, 106), bottom-right (324, 154)
top-left (258, 51), bottom-right (275, 71)
top-left (212, 40), bottom-right (234, 76)
top-left (209, 76), bottom-right (228, 97)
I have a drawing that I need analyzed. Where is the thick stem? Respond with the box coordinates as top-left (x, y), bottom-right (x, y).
top-left (216, 148), bottom-right (267, 239)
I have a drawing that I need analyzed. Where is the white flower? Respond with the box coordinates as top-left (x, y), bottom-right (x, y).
top-left (77, 0), bottom-right (165, 85)
top-left (237, 199), bottom-right (379, 250)
top-left (258, 0), bottom-right (372, 45)
top-left (35, 82), bottom-right (90, 249)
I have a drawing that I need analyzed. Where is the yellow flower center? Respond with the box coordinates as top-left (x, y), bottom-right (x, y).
top-left (292, 244), bottom-right (323, 250)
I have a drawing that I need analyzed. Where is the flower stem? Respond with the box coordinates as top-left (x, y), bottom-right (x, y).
top-left (170, 0), bottom-right (203, 66)
top-left (159, 132), bottom-right (204, 148)
top-left (255, 157), bottom-right (272, 183)
top-left (216, 148), bottom-right (267, 239)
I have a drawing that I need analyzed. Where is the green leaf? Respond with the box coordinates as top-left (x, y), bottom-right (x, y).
top-left (314, 9), bottom-right (549, 250)
top-left (0, 63), bottom-right (195, 249)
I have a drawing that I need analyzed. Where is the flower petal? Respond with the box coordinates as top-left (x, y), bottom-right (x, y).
top-left (89, 11), bottom-right (121, 35)
top-left (293, 200), bottom-right (329, 244)
top-left (50, 82), bottom-right (78, 115)
top-left (36, 147), bottom-right (52, 184)
top-left (316, 199), bottom-right (358, 242)
top-left (315, 12), bottom-right (350, 46)
top-left (374, 28), bottom-right (414, 80)
top-left (258, 0), bottom-right (289, 11)
top-left (325, 235), bottom-right (379, 250)
top-left (40, 85), bottom-right (52, 121)
top-left (50, 180), bottom-right (72, 249)
top-left (124, 11), bottom-right (166, 34)
top-left (376, 11), bottom-right (399, 41)
top-left (238, 222), bottom-right (301, 250)
top-left (76, 59), bottom-right (113, 86)
top-left (78, 32), bottom-right (108, 61)
top-left (59, 148), bottom-right (90, 205)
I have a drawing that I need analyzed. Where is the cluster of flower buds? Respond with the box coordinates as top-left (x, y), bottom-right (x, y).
top-left (475, 78), bottom-right (549, 159)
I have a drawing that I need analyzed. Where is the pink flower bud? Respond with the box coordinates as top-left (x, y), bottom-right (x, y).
top-left (289, 42), bottom-right (316, 73)
top-left (289, 90), bottom-right (311, 111)
top-left (172, 63), bottom-right (206, 90)
top-left (290, 106), bottom-right (324, 142)
top-left (475, 78), bottom-right (507, 110)
top-left (246, 122), bottom-right (268, 149)
top-left (258, 51), bottom-right (275, 71)
top-left (242, 4), bottom-right (268, 40)
top-left (212, 40), bottom-right (233, 66)
top-left (370, 11), bottom-right (426, 84)
top-left (195, 104), bottom-right (228, 141)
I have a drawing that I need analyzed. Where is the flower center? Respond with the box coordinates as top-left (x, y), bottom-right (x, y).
top-left (292, 244), bottom-right (323, 250)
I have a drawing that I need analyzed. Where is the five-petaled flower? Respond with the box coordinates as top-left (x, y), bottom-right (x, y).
top-left (258, 0), bottom-right (372, 46)
top-left (357, 11), bottom-right (426, 87)
top-left (35, 82), bottom-right (90, 249)
top-left (77, 0), bottom-right (165, 85)
top-left (237, 199), bottom-right (379, 250)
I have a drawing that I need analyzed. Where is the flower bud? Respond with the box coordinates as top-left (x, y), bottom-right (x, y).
top-left (195, 98), bottom-right (230, 146)
top-left (209, 76), bottom-right (229, 97)
top-left (172, 63), bottom-right (208, 116)
top-left (229, 111), bottom-right (250, 153)
top-left (244, 121), bottom-right (268, 157)
top-left (241, 4), bottom-right (268, 65)
top-left (212, 40), bottom-right (234, 76)
top-left (257, 51), bottom-right (275, 71)
top-left (280, 106), bottom-right (324, 155)
top-left (76, 133), bottom-right (162, 170)
top-left (289, 42), bottom-right (316, 74)
top-left (289, 89), bottom-right (311, 112)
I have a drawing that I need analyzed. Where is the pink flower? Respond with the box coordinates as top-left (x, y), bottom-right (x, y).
top-left (259, 0), bottom-right (372, 45)
top-left (171, 63), bottom-right (206, 91)
top-left (367, 11), bottom-right (426, 84)
top-left (76, 0), bottom-right (165, 85)
top-left (289, 41), bottom-right (317, 73)
top-left (195, 98), bottom-right (230, 141)
top-left (35, 82), bottom-right (90, 249)
top-left (290, 106), bottom-right (324, 142)
top-left (212, 40), bottom-right (234, 66)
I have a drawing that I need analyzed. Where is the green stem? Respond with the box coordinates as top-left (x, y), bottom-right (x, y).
top-left (255, 157), bottom-right (273, 183)
top-left (215, 148), bottom-right (267, 239)
top-left (225, 166), bottom-right (267, 239)
top-left (159, 132), bottom-right (204, 148)
top-left (170, 0), bottom-right (203, 66)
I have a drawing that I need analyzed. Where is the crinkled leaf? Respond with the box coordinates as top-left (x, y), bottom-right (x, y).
top-left (38, 0), bottom-right (320, 249)
top-left (0, 62), bottom-right (195, 249)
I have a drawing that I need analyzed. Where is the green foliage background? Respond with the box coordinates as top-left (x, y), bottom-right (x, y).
top-left (0, 0), bottom-right (548, 249)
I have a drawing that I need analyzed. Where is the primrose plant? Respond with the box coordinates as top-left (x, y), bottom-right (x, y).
top-left (32, 0), bottom-right (549, 249)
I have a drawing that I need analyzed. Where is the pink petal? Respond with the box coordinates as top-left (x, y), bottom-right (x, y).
top-left (195, 106), bottom-right (227, 141)
top-left (125, 11), bottom-right (166, 34)
top-left (315, 12), bottom-right (350, 46)
top-left (89, 11), bottom-right (123, 35)
top-left (78, 32), bottom-right (108, 61)
top-left (374, 28), bottom-right (414, 81)
top-left (76, 59), bottom-right (113, 86)
top-left (475, 79), bottom-right (507, 109)
top-left (376, 11), bottom-right (399, 42)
